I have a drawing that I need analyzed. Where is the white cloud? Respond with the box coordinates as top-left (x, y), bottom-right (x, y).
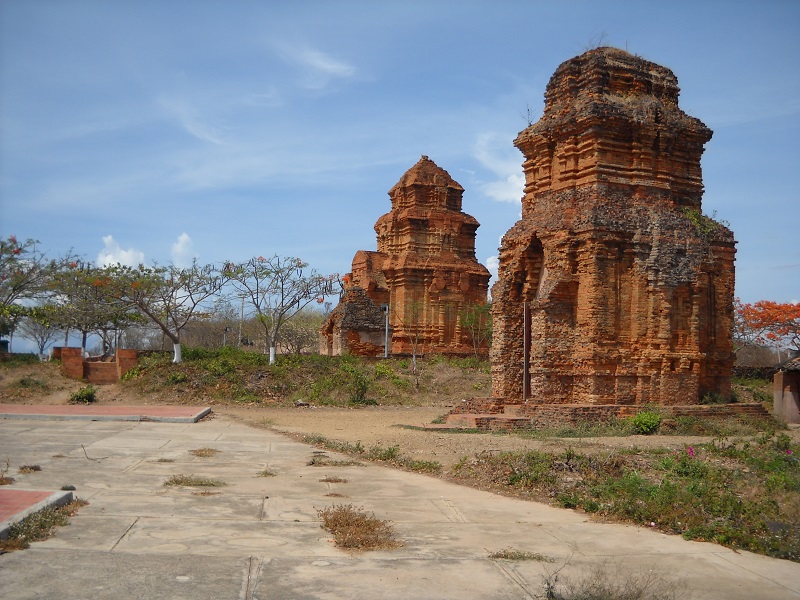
top-left (171, 232), bottom-right (197, 267)
top-left (485, 255), bottom-right (499, 283)
top-left (473, 132), bottom-right (524, 203)
top-left (97, 235), bottom-right (145, 267)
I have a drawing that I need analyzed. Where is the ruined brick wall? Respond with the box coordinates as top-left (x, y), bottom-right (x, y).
top-left (61, 348), bottom-right (139, 384)
top-left (320, 286), bottom-right (388, 357)
top-left (491, 48), bottom-right (736, 406)
top-left (321, 156), bottom-right (491, 356)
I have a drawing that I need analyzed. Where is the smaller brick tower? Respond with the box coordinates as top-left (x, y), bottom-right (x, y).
top-left (321, 156), bottom-right (490, 357)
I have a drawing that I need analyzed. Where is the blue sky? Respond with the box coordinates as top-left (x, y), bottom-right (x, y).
top-left (2, 0), bottom-right (799, 307)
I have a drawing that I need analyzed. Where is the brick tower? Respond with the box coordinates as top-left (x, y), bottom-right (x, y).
top-left (490, 48), bottom-right (736, 406)
top-left (321, 156), bottom-right (490, 357)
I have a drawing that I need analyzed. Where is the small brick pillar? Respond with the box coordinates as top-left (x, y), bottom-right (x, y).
top-left (116, 349), bottom-right (138, 378)
top-left (774, 370), bottom-right (800, 424)
top-left (61, 348), bottom-right (84, 380)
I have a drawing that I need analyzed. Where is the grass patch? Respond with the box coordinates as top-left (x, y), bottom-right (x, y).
top-left (452, 433), bottom-right (800, 562)
top-left (308, 457), bottom-right (363, 467)
top-left (189, 447), bottom-right (220, 458)
top-left (317, 504), bottom-right (402, 551)
top-left (163, 474), bottom-right (226, 487)
top-left (14, 375), bottom-right (49, 390)
top-left (489, 548), bottom-right (554, 562)
top-left (119, 349), bottom-right (489, 408)
top-left (320, 476), bottom-right (348, 483)
top-left (303, 434), bottom-right (442, 474)
top-left (0, 499), bottom-right (88, 553)
top-left (17, 464), bottom-right (42, 474)
top-left (543, 562), bottom-right (684, 600)
top-left (191, 490), bottom-right (222, 496)
top-left (155, 458), bottom-right (175, 463)
top-left (258, 468), bottom-right (277, 477)
top-left (0, 475), bottom-right (15, 485)
top-left (69, 384), bottom-right (97, 404)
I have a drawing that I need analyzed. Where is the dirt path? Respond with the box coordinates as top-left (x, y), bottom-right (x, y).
top-left (217, 405), bottom-right (737, 468)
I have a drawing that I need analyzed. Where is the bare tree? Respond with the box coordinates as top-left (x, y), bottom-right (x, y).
top-left (460, 302), bottom-right (492, 358)
top-left (226, 256), bottom-right (334, 364)
top-left (18, 304), bottom-right (62, 355)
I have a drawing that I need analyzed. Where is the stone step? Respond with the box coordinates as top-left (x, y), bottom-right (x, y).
top-left (444, 413), bottom-right (532, 431)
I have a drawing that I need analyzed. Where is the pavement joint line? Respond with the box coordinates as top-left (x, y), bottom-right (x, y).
top-left (109, 517), bottom-right (140, 552)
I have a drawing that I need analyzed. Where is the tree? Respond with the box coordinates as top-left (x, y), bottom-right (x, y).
top-left (18, 304), bottom-right (62, 355)
top-left (460, 302), bottom-right (492, 358)
top-left (48, 262), bottom-right (141, 354)
top-left (278, 308), bottom-right (325, 354)
top-left (392, 298), bottom-right (425, 388)
top-left (735, 299), bottom-right (800, 354)
top-left (103, 261), bottom-right (229, 363)
top-left (1, 236), bottom-right (53, 309)
top-left (226, 256), bottom-right (334, 364)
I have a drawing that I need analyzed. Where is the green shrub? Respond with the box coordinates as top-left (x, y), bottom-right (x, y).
top-left (630, 411), bottom-right (661, 435)
top-left (69, 385), bottom-right (97, 404)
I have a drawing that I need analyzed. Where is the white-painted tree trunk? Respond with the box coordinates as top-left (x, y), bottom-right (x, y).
top-left (269, 346), bottom-right (276, 365)
top-left (172, 342), bottom-right (182, 364)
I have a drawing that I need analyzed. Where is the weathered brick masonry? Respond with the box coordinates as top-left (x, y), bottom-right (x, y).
top-left (321, 156), bottom-right (490, 357)
top-left (491, 47), bottom-right (736, 407)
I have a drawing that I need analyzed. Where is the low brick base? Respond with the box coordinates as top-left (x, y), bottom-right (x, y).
top-left (445, 400), bottom-right (771, 430)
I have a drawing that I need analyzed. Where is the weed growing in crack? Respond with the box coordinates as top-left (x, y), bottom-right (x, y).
top-left (189, 448), bottom-right (220, 457)
top-left (164, 474), bottom-right (226, 487)
top-left (489, 548), bottom-right (554, 562)
top-left (17, 464), bottom-right (42, 474)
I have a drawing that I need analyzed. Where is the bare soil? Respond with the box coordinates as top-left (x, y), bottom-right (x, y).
top-left (4, 361), bottom-right (791, 470)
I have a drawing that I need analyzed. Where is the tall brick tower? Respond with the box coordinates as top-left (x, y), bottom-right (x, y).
top-left (491, 47), bottom-right (736, 406)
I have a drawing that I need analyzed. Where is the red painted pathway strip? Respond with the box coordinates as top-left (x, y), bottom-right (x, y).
top-left (0, 404), bottom-right (211, 423)
top-left (0, 490), bottom-right (52, 522)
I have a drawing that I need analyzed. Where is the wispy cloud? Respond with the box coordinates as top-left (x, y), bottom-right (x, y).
top-left (473, 132), bottom-right (524, 203)
top-left (171, 232), bottom-right (197, 267)
top-left (158, 96), bottom-right (228, 145)
top-left (97, 235), bottom-right (145, 267)
top-left (275, 42), bottom-right (356, 90)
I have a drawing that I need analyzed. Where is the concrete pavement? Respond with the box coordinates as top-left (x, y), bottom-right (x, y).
top-left (0, 415), bottom-right (798, 599)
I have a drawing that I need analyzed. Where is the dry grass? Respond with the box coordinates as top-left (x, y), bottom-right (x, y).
top-left (258, 468), bottom-right (277, 477)
top-left (17, 465), bottom-right (42, 474)
top-left (164, 474), bottom-right (226, 487)
top-left (317, 504), bottom-right (403, 551)
top-left (308, 456), bottom-right (363, 467)
top-left (543, 562), bottom-right (686, 600)
top-left (191, 490), bottom-right (222, 496)
top-left (189, 447), bottom-right (219, 457)
top-left (489, 548), bottom-right (554, 562)
top-left (319, 476), bottom-right (348, 483)
top-left (155, 458), bottom-right (175, 463)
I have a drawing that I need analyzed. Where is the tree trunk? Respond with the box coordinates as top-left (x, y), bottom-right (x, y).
top-left (172, 342), bottom-right (182, 364)
top-left (269, 346), bottom-right (276, 365)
